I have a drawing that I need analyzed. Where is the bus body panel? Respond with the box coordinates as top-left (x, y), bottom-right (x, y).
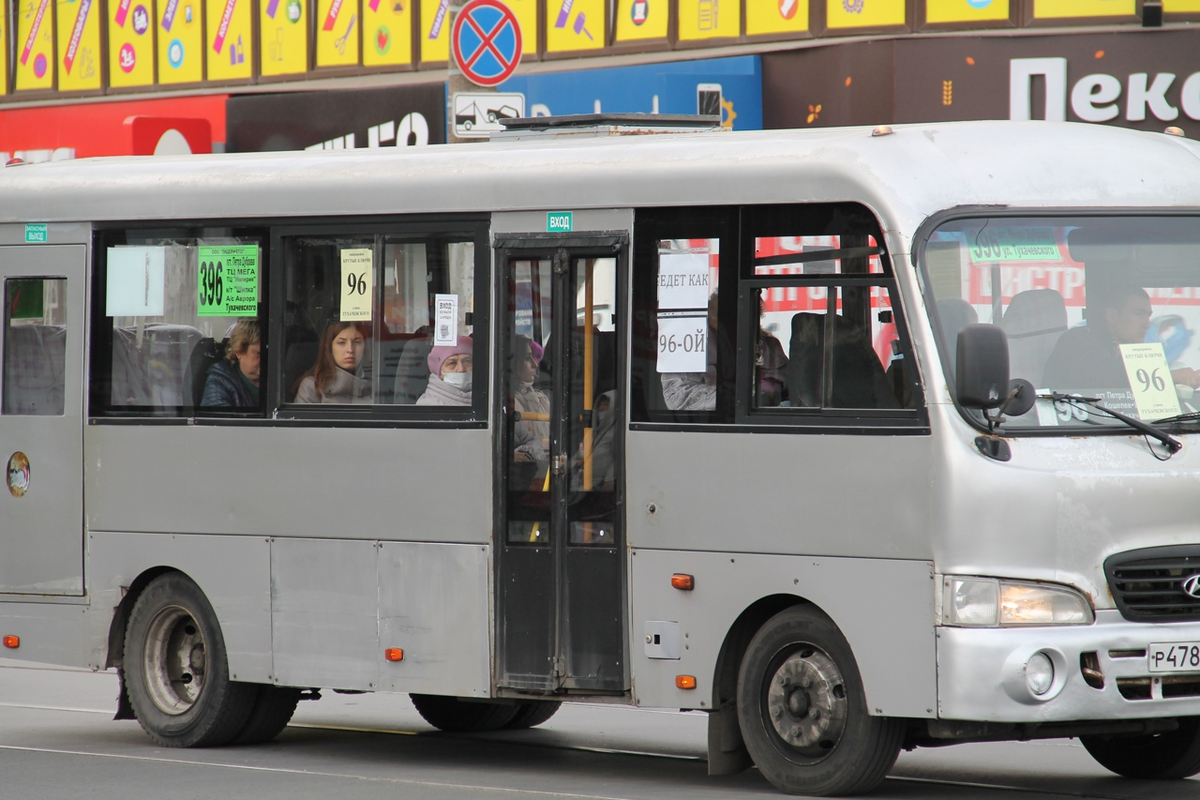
top-left (0, 600), bottom-right (94, 669)
top-left (629, 548), bottom-right (937, 716)
top-left (84, 427), bottom-right (493, 543)
top-left (625, 430), bottom-right (936, 560)
top-left (88, 530), bottom-right (273, 680)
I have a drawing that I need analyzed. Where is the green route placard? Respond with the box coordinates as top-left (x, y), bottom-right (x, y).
top-left (198, 245), bottom-right (260, 317)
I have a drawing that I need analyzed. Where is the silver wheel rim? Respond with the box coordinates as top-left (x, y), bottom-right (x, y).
top-left (143, 605), bottom-right (207, 715)
top-left (765, 646), bottom-right (848, 757)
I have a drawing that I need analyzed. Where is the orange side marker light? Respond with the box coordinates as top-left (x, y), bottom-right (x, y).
top-left (676, 675), bottom-right (696, 690)
top-left (671, 573), bottom-right (694, 591)
top-left (384, 648), bottom-right (404, 662)
top-left (3, 635), bottom-right (19, 649)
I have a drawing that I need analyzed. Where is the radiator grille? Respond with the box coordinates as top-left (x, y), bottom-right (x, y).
top-left (1104, 546), bottom-right (1200, 623)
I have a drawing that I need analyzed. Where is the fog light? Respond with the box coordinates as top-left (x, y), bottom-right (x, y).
top-left (1026, 652), bottom-right (1054, 696)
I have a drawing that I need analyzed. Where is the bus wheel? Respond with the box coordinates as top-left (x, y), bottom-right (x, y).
top-left (409, 694), bottom-right (518, 732)
top-left (231, 686), bottom-right (302, 744)
top-left (736, 606), bottom-right (903, 796)
top-left (123, 573), bottom-right (257, 747)
top-left (502, 700), bottom-right (562, 729)
top-left (1081, 717), bottom-right (1200, 779)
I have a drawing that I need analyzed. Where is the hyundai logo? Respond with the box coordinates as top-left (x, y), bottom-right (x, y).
top-left (1184, 574), bottom-right (1200, 599)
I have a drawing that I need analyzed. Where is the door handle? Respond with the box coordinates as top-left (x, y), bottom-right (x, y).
top-left (552, 454), bottom-right (567, 476)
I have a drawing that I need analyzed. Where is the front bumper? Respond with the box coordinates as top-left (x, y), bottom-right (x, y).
top-left (937, 609), bottom-right (1200, 722)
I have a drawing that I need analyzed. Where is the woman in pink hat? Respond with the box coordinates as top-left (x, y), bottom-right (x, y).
top-left (416, 335), bottom-right (474, 406)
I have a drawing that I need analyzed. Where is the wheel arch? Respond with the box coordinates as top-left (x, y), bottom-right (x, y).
top-left (105, 565), bottom-right (180, 670)
top-left (707, 593), bottom-right (811, 775)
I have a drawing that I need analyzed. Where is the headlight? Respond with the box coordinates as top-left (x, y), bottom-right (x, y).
top-left (943, 576), bottom-right (1094, 627)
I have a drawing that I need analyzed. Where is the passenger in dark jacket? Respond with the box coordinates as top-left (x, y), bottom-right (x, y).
top-left (201, 319), bottom-right (260, 407)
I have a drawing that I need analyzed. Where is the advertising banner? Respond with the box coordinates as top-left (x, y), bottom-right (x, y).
top-left (57, 0), bottom-right (102, 91)
top-left (157, 0), bottom-right (205, 84)
top-left (926, 0), bottom-right (1009, 24)
top-left (206, 0), bottom-right (253, 80)
top-left (15, 0), bottom-right (54, 91)
top-left (762, 29), bottom-right (1200, 139)
top-left (420, 0), bottom-right (450, 62)
top-left (500, 55), bottom-right (762, 128)
top-left (225, 83), bottom-right (447, 151)
top-left (362, 0), bottom-right (414, 66)
top-left (0, 96), bottom-right (225, 161)
top-left (614, 0), bottom-right (668, 42)
top-left (259, 0), bottom-right (308, 76)
top-left (747, 0), bottom-right (809, 37)
top-left (109, 0), bottom-right (157, 87)
top-left (1032, 0), bottom-right (1133, 18)
top-left (825, 0), bottom-right (905, 29)
top-left (678, 0), bottom-right (740, 41)
top-left (316, 0), bottom-right (361, 67)
top-left (546, 0), bottom-right (605, 53)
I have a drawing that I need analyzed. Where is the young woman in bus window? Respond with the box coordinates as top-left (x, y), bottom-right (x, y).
top-left (294, 321), bottom-right (371, 404)
top-left (416, 336), bottom-right (473, 406)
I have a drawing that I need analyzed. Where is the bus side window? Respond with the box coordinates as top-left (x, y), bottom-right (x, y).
top-left (3, 278), bottom-right (67, 416)
top-left (93, 232), bottom-right (266, 416)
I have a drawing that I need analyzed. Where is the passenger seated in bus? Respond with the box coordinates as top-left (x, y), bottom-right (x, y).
top-left (200, 319), bottom-right (261, 408)
top-left (571, 390), bottom-right (616, 493)
top-left (1042, 286), bottom-right (1200, 392)
top-left (416, 336), bottom-right (473, 405)
top-left (512, 335), bottom-right (549, 464)
top-left (661, 294), bottom-right (718, 411)
top-left (755, 294), bottom-right (789, 407)
top-left (294, 321), bottom-right (372, 404)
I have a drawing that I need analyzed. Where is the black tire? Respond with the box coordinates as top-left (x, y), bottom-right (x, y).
top-left (502, 700), bottom-right (562, 729)
top-left (1081, 717), bottom-right (1200, 779)
top-left (736, 606), bottom-right (903, 796)
top-left (409, 694), bottom-right (519, 732)
top-left (231, 686), bottom-right (302, 745)
top-left (123, 572), bottom-right (258, 747)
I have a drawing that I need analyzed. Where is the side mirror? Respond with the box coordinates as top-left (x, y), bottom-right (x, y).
top-left (956, 323), bottom-right (1010, 409)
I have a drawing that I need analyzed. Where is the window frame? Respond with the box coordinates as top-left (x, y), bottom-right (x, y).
top-left (631, 203), bottom-right (928, 433)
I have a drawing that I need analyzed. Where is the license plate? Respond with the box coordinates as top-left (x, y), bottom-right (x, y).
top-left (1148, 642), bottom-right (1200, 674)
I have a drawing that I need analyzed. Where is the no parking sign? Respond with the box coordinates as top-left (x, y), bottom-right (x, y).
top-left (451, 0), bottom-right (522, 88)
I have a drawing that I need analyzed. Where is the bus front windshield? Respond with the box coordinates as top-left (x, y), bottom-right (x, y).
top-left (923, 215), bottom-right (1200, 431)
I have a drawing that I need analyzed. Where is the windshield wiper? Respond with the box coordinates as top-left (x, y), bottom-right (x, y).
top-left (1150, 410), bottom-right (1200, 426)
top-left (1040, 392), bottom-right (1181, 456)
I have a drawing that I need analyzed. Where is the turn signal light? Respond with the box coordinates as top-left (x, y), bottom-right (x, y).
top-left (676, 675), bottom-right (696, 690)
top-left (384, 648), bottom-right (404, 662)
top-left (3, 635), bottom-right (19, 649)
top-left (670, 573), bottom-right (694, 591)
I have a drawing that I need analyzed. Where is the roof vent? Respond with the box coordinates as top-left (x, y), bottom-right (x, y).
top-left (491, 113), bottom-right (723, 142)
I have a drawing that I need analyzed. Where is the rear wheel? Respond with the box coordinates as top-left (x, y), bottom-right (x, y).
top-left (409, 694), bottom-right (519, 732)
top-left (232, 686), bottom-right (302, 744)
top-left (503, 700), bottom-right (562, 729)
top-left (1081, 717), bottom-right (1200, 779)
top-left (736, 606), bottom-right (903, 796)
top-left (123, 572), bottom-right (257, 747)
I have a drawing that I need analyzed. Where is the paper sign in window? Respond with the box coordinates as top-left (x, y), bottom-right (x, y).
top-left (197, 245), bottom-right (259, 317)
top-left (434, 293), bottom-right (458, 345)
top-left (1120, 343), bottom-right (1182, 420)
top-left (340, 248), bottom-right (374, 321)
top-left (657, 252), bottom-right (710, 373)
top-left (106, 247), bottom-right (165, 317)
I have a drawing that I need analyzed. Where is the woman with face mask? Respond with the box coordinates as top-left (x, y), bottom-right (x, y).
top-left (294, 321), bottom-right (372, 404)
top-left (417, 336), bottom-right (473, 406)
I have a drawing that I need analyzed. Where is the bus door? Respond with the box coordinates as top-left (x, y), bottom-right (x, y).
top-left (495, 238), bottom-right (626, 694)
top-left (0, 245), bottom-right (86, 595)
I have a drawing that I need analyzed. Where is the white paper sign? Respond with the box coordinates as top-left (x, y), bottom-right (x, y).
top-left (1120, 343), bottom-right (1182, 420)
top-left (434, 294), bottom-right (459, 346)
top-left (340, 248), bottom-right (374, 321)
top-left (656, 314), bottom-right (708, 373)
top-left (106, 247), bottom-right (165, 317)
top-left (658, 253), bottom-right (710, 310)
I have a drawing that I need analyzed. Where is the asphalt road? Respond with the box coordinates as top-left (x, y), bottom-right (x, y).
top-left (2, 658), bottom-right (1197, 799)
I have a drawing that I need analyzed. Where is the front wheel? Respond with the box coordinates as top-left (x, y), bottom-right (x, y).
top-left (736, 606), bottom-right (903, 796)
top-left (1081, 717), bottom-right (1200, 779)
top-left (123, 572), bottom-right (258, 747)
